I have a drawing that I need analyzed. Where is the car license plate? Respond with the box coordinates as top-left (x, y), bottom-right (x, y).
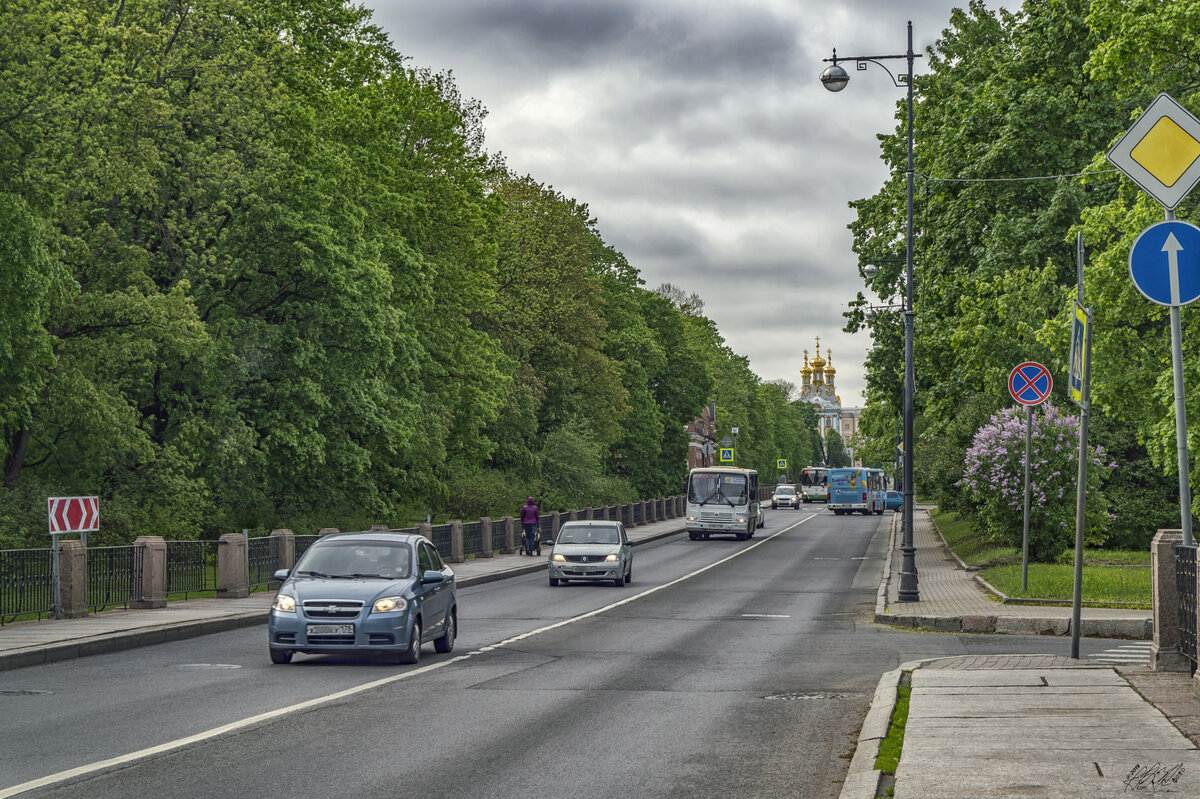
top-left (307, 624), bottom-right (354, 636)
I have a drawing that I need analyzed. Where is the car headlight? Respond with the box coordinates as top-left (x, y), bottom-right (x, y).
top-left (273, 593), bottom-right (296, 613)
top-left (736, 517), bottom-right (747, 524)
top-left (687, 514), bottom-right (698, 521)
top-left (605, 554), bottom-right (619, 562)
top-left (372, 596), bottom-right (409, 613)
top-left (552, 553), bottom-right (566, 562)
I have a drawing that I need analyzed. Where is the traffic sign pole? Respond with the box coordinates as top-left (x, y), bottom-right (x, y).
top-left (1070, 239), bottom-right (1093, 660)
top-left (1009, 361), bottom-right (1051, 594)
top-left (1022, 405), bottom-right (1032, 592)
top-left (1167, 208), bottom-right (1195, 547)
top-left (1109, 95), bottom-right (1199, 550)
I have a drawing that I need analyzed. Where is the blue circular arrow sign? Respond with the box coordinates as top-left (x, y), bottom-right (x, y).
top-left (1009, 362), bottom-right (1052, 406)
top-left (1129, 220), bottom-right (1200, 306)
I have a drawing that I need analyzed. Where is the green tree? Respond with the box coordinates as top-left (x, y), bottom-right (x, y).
top-left (825, 427), bottom-right (850, 468)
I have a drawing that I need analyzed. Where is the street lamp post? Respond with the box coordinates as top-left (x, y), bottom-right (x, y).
top-left (822, 21), bottom-right (921, 601)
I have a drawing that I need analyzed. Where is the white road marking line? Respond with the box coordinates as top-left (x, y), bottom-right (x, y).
top-left (1, 515), bottom-right (820, 797)
top-left (1087, 642), bottom-right (1151, 665)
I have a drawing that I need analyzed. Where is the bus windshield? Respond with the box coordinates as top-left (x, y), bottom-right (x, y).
top-left (800, 468), bottom-right (827, 487)
top-left (688, 472), bottom-right (748, 506)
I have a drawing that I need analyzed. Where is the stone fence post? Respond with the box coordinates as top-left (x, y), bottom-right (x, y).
top-left (217, 533), bottom-right (249, 599)
top-left (449, 520), bottom-right (464, 563)
top-left (1152, 529), bottom-right (1191, 672)
top-left (270, 529), bottom-right (296, 571)
top-left (132, 536), bottom-right (167, 609)
top-left (416, 522), bottom-right (432, 542)
top-left (479, 517), bottom-right (493, 558)
top-left (500, 516), bottom-right (515, 554)
top-left (551, 511), bottom-right (562, 541)
top-left (270, 529), bottom-right (295, 588)
top-left (59, 540), bottom-right (88, 618)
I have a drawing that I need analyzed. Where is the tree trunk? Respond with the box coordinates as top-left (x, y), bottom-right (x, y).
top-left (4, 427), bottom-right (30, 487)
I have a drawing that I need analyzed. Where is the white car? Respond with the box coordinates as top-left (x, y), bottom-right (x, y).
top-left (771, 485), bottom-right (799, 509)
top-left (548, 521), bottom-right (633, 587)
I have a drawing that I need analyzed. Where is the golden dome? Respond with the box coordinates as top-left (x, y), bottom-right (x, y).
top-left (825, 351), bottom-right (836, 375)
top-left (808, 337), bottom-right (826, 368)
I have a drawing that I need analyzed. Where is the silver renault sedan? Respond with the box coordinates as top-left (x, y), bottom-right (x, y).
top-left (548, 521), bottom-right (632, 587)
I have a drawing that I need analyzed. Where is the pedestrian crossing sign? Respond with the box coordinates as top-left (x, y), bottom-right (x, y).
top-left (777, 459), bottom-right (787, 469)
top-left (719, 448), bottom-right (734, 463)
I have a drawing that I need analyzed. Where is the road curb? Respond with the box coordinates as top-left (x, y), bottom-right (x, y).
top-left (838, 668), bottom-right (900, 799)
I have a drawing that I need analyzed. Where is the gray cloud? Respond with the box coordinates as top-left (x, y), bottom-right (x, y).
top-left (372, 0), bottom-right (1015, 406)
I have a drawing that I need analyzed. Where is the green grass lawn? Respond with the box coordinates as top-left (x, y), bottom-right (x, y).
top-left (931, 508), bottom-right (1151, 608)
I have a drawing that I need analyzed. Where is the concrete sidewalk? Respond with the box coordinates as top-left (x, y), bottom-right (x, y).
top-left (840, 508), bottom-right (1199, 799)
top-left (0, 517), bottom-right (687, 672)
top-left (875, 507), bottom-right (1152, 639)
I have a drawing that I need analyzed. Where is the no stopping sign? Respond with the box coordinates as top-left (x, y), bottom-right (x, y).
top-left (1009, 362), bottom-right (1052, 406)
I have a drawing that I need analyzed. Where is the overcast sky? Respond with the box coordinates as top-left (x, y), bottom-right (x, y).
top-left (370, 0), bottom-right (1014, 407)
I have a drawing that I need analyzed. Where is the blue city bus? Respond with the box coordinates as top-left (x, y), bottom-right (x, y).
top-left (828, 467), bottom-right (885, 515)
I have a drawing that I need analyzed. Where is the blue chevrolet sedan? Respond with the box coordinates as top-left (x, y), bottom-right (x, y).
top-left (268, 532), bottom-right (456, 665)
top-left (884, 490), bottom-right (902, 511)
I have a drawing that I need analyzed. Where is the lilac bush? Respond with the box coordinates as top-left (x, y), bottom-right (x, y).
top-left (958, 404), bottom-right (1111, 562)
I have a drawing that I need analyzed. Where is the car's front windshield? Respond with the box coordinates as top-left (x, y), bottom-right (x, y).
top-left (776, 487), bottom-right (795, 495)
top-left (295, 541), bottom-right (412, 579)
top-left (556, 525), bottom-right (620, 545)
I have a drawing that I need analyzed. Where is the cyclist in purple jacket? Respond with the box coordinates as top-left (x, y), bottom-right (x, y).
top-left (519, 497), bottom-right (540, 556)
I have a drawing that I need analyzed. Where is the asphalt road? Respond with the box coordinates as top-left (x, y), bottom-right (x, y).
top-left (0, 508), bottom-right (1132, 798)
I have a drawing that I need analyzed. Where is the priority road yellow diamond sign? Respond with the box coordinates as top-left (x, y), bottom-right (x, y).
top-left (1109, 93), bottom-right (1200, 209)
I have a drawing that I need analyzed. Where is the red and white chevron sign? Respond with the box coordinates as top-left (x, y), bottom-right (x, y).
top-left (47, 496), bottom-right (100, 534)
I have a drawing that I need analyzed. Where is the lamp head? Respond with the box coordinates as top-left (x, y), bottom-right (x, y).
top-left (821, 63), bottom-right (849, 92)
top-left (863, 263), bottom-right (879, 280)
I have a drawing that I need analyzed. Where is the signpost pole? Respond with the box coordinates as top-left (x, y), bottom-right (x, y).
top-left (1022, 405), bottom-right (1032, 592)
top-left (1008, 361), bottom-right (1052, 596)
top-left (1071, 304), bottom-right (1093, 659)
top-left (51, 532), bottom-right (61, 620)
top-left (1166, 208), bottom-right (1195, 547)
top-left (1070, 236), bottom-right (1092, 659)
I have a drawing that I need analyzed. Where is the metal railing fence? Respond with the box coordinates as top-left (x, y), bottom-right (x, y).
top-left (294, 535), bottom-right (321, 561)
top-left (461, 521), bottom-right (483, 557)
top-left (248, 535), bottom-right (280, 590)
top-left (165, 540), bottom-right (217, 598)
top-left (1177, 544), bottom-right (1197, 672)
top-left (0, 548), bottom-right (53, 623)
top-left (1, 496), bottom-right (694, 617)
top-left (429, 523), bottom-right (452, 556)
top-left (86, 545), bottom-right (143, 612)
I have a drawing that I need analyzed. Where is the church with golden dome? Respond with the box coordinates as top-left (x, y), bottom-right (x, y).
top-left (800, 337), bottom-right (861, 459)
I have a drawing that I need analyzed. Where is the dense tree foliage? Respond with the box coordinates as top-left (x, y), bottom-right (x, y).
top-left (849, 0), bottom-right (1187, 551)
top-left (0, 0), bottom-right (819, 547)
